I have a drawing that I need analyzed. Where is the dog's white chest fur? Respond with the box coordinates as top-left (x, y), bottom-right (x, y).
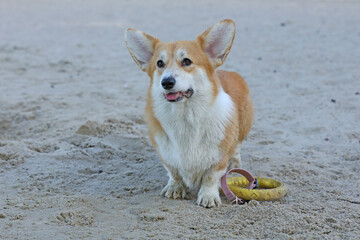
top-left (152, 88), bottom-right (234, 188)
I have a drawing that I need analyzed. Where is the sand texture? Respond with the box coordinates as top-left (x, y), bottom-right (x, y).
top-left (0, 0), bottom-right (359, 239)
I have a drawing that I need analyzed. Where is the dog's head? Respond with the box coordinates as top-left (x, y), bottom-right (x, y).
top-left (125, 19), bottom-right (235, 103)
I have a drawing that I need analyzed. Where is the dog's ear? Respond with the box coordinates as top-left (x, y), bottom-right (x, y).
top-left (125, 29), bottom-right (159, 72)
top-left (197, 19), bottom-right (235, 68)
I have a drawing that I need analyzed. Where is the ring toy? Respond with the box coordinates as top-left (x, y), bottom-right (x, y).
top-left (221, 168), bottom-right (287, 204)
top-left (227, 177), bottom-right (287, 201)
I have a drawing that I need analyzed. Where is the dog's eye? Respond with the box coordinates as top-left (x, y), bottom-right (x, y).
top-left (181, 58), bottom-right (192, 67)
top-left (157, 60), bottom-right (165, 68)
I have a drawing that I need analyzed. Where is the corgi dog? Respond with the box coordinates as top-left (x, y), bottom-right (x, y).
top-left (125, 19), bottom-right (254, 207)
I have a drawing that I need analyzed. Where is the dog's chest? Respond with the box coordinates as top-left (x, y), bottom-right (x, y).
top-left (152, 90), bottom-right (234, 186)
top-left (157, 112), bottom-right (224, 168)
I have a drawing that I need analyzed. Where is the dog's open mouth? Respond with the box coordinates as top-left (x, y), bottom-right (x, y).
top-left (164, 88), bottom-right (194, 102)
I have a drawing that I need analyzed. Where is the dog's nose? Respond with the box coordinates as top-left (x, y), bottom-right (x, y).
top-left (161, 76), bottom-right (176, 90)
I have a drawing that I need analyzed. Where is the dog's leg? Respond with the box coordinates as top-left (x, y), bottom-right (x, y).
top-left (227, 142), bottom-right (242, 169)
top-left (160, 165), bottom-right (188, 199)
top-left (196, 167), bottom-right (226, 208)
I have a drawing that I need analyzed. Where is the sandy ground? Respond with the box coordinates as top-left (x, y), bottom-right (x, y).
top-left (0, 0), bottom-right (359, 239)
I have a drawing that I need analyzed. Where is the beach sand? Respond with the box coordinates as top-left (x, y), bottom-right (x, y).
top-left (0, 0), bottom-right (359, 239)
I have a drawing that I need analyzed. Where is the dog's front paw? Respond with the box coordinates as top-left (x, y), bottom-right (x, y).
top-left (160, 180), bottom-right (188, 199)
top-left (196, 188), bottom-right (221, 208)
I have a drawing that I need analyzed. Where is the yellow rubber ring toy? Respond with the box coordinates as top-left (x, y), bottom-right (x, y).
top-left (220, 168), bottom-right (287, 204)
top-left (227, 176), bottom-right (287, 201)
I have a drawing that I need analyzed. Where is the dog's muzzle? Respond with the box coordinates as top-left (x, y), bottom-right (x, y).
top-left (164, 88), bottom-right (194, 102)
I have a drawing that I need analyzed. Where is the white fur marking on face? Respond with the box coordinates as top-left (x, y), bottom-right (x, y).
top-left (155, 63), bottom-right (191, 93)
top-left (159, 51), bottom-right (167, 61)
top-left (176, 49), bottom-right (187, 59)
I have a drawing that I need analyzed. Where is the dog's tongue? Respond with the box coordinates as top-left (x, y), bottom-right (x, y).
top-left (165, 92), bottom-right (182, 101)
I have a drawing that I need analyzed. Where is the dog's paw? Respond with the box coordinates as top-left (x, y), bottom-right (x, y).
top-left (160, 180), bottom-right (188, 199)
top-left (196, 188), bottom-right (221, 208)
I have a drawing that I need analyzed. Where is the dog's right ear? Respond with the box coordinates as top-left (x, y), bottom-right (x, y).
top-left (125, 29), bottom-right (159, 72)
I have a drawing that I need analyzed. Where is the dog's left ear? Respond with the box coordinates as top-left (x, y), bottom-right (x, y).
top-left (197, 19), bottom-right (235, 68)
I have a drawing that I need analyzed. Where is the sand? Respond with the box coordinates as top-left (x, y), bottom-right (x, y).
top-left (0, 0), bottom-right (359, 239)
